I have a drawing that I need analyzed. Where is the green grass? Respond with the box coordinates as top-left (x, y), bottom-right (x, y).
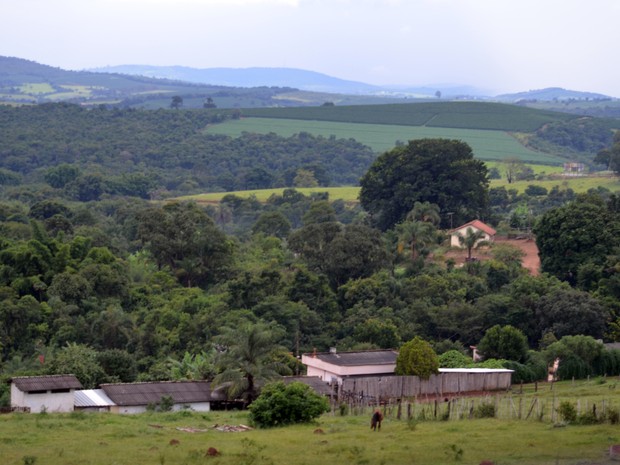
top-left (2, 380), bottom-right (620, 465)
top-left (173, 174), bottom-right (620, 204)
top-left (18, 83), bottom-right (55, 94)
top-left (206, 117), bottom-right (563, 163)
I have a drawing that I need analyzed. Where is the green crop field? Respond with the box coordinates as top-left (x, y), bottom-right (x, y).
top-left (241, 101), bottom-right (575, 132)
top-left (206, 118), bottom-right (562, 163)
top-left (2, 380), bottom-right (620, 465)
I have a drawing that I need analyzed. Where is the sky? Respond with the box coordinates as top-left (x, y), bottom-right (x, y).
top-left (2, 0), bottom-right (619, 97)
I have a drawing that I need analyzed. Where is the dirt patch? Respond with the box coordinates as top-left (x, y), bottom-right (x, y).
top-left (443, 236), bottom-right (540, 276)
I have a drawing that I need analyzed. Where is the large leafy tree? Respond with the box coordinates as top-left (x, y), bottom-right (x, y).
top-left (359, 139), bottom-right (489, 230)
top-left (136, 202), bottom-right (234, 288)
top-left (534, 194), bottom-right (620, 284)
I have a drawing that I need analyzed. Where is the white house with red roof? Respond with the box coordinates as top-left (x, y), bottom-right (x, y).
top-left (449, 220), bottom-right (497, 248)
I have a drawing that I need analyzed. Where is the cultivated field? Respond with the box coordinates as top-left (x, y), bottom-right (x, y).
top-left (205, 118), bottom-right (562, 163)
top-left (2, 379), bottom-right (620, 465)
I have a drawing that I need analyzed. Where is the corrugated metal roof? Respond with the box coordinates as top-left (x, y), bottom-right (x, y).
top-left (307, 350), bottom-right (398, 367)
top-left (101, 381), bottom-right (222, 406)
top-left (11, 375), bottom-right (82, 392)
top-left (282, 376), bottom-right (333, 396)
top-left (439, 368), bottom-right (514, 373)
top-left (74, 389), bottom-right (115, 407)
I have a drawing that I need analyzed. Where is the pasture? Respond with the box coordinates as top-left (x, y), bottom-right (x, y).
top-left (174, 173), bottom-right (620, 205)
top-left (2, 379), bottom-right (620, 465)
top-left (205, 117), bottom-right (562, 163)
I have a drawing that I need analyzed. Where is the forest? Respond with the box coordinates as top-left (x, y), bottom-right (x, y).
top-left (1, 103), bottom-right (620, 406)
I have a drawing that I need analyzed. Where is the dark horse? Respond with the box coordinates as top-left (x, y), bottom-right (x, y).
top-left (370, 409), bottom-right (383, 431)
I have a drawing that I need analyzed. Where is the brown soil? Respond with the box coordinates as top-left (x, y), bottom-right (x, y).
top-left (443, 236), bottom-right (540, 276)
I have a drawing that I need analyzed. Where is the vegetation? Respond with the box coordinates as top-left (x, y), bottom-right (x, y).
top-left (3, 379), bottom-right (620, 464)
top-left (248, 381), bottom-right (330, 427)
top-left (360, 139), bottom-right (489, 230)
top-left (395, 337), bottom-right (439, 379)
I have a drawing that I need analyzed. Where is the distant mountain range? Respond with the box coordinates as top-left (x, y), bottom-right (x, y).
top-left (90, 64), bottom-right (614, 102)
top-left (1, 56), bottom-right (616, 111)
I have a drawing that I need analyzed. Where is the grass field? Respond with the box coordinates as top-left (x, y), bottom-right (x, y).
top-left (206, 118), bottom-right (563, 163)
top-left (174, 174), bottom-right (620, 205)
top-left (2, 379), bottom-right (620, 465)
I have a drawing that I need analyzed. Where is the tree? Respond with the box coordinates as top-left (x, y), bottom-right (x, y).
top-left (534, 195), bottom-right (620, 283)
top-left (503, 157), bottom-right (525, 184)
top-left (136, 202), bottom-right (234, 287)
top-left (213, 322), bottom-right (291, 404)
top-left (251, 211), bottom-right (291, 239)
top-left (395, 336), bottom-right (439, 379)
top-left (457, 227), bottom-right (488, 260)
top-left (359, 139), bottom-right (489, 230)
top-left (396, 220), bottom-right (437, 263)
top-left (248, 381), bottom-right (329, 427)
top-left (170, 95), bottom-right (183, 109)
top-left (478, 325), bottom-right (528, 362)
top-left (46, 343), bottom-right (106, 388)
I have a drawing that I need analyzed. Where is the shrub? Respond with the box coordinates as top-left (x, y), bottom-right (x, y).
top-left (473, 402), bottom-right (495, 419)
top-left (395, 336), bottom-right (439, 379)
top-left (249, 381), bottom-right (329, 428)
top-left (438, 350), bottom-right (471, 368)
top-left (557, 401), bottom-right (577, 423)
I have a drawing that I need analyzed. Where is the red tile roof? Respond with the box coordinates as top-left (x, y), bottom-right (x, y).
top-left (451, 220), bottom-right (496, 236)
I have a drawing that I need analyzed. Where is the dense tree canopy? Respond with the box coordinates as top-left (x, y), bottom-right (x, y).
top-left (359, 139), bottom-right (489, 230)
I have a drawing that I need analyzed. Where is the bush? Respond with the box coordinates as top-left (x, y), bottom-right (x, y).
top-left (557, 401), bottom-right (577, 423)
top-left (249, 381), bottom-right (329, 428)
top-left (473, 402), bottom-right (496, 419)
top-left (438, 350), bottom-right (471, 368)
top-left (395, 336), bottom-right (439, 379)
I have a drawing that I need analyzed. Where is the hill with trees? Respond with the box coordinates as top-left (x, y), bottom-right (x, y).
top-left (2, 98), bottom-right (620, 407)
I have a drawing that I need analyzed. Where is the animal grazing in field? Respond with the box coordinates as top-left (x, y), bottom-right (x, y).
top-left (370, 409), bottom-right (383, 431)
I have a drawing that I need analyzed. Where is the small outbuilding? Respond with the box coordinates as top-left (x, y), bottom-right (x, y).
top-left (10, 374), bottom-right (83, 413)
top-left (302, 349), bottom-right (398, 385)
top-left (74, 389), bottom-right (116, 412)
top-left (450, 220), bottom-right (497, 248)
top-left (100, 380), bottom-right (225, 414)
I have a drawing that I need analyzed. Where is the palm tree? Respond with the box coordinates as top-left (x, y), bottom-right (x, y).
top-left (406, 201), bottom-right (441, 226)
top-left (212, 322), bottom-right (291, 404)
top-left (457, 227), bottom-right (488, 260)
top-left (396, 220), bottom-right (437, 262)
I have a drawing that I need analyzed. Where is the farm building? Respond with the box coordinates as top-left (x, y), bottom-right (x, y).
top-left (99, 380), bottom-right (227, 414)
top-left (340, 369), bottom-right (513, 402)
top-left (302, 349), bottom-right (398, 385)
top-left (74, 389), bottom-right (116, 412)
top-left (450, 220), bottom-right (497, 248)
top-left (282, 375), bottom-right (333, 396)
top-left (302, 349), bottom-right (513, 401)
top-left (10, 374), bottom-right (82, 413)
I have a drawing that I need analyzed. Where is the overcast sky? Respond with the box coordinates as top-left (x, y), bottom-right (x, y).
top-left (2, 0), bottom-right (618, 96)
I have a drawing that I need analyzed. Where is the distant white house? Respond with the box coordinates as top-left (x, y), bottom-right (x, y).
top-left (10, 375), bottom-right (82, 413)
top-left (449, 220), bottom-right (497, 248)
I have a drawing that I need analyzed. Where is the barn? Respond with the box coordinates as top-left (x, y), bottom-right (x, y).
top-left (10, 375), bottom-right (82, 413)
top-left (99, 380), bottom-right (226, 414)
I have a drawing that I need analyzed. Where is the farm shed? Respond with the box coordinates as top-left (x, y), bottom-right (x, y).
top-left (10, 374), bottom-right (82, 413)
top-left (450, 220), bottom-right (496, 248)
top-left (74, 389), bottom-right (115, 412)
top-left (282, 375), bottom-right (333, 396)
top-left (340, 368), bottom-right (513, 402)
top-left (302, 349), bottom-right (398, 385)
top-left (100, 380), bottom-right (226, 414)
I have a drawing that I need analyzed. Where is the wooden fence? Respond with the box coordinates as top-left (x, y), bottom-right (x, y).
top-left (339, 372), bottom-right (512, 403)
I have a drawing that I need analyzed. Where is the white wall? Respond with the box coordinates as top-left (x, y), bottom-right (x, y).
top-left (11, 385), bottom-right (75, 413)
top-left (111, 402), bottom-right (211, 414)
